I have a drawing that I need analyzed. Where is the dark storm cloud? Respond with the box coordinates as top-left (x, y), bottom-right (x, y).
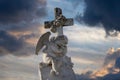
top-left (0, 30), bottom-right (24, 55)
top-left (0, 0), bottom-right (47, 56)
top-left (76, 0), bottom-right (120, 36)
top-left (0, 0), bottom-right (47, 31)
top-left (0, 0), bottom-right (47, 23)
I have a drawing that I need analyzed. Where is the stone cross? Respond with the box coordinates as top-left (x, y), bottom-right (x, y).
top-left (44, 7), bottom-right (73, 35)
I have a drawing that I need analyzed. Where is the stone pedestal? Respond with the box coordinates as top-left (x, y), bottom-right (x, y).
top-left (39, 56), bottom-right (76, 80)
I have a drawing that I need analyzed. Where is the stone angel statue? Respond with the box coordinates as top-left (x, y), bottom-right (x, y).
top-left (35, 7), bottom-right (76, 80)
top-left (35, 31), bottom-right (69, 75)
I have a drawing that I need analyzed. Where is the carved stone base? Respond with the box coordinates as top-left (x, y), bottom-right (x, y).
top-left (39, 62), bottom-right (76, 80)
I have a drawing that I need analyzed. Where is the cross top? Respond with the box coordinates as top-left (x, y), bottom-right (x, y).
top-left (44, 7), bottom-right (74, 35)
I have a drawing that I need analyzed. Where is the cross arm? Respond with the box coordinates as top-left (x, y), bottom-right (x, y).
top-left (44, 21), bottom-right (53, 28)
top-left (63, 18), bottom-right (73, 26)
top-left (44, 18), bottom-right (73, 28)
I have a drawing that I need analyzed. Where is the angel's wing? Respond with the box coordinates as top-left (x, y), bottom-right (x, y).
top-left (35, 32), bottom-right (51, 55)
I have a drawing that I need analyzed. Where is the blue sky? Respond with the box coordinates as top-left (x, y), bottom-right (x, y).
top-left (0, 0), bottom-right (120, 80)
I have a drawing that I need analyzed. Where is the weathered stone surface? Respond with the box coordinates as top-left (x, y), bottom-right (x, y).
top-left (39, 59), bottom-right (76, 80)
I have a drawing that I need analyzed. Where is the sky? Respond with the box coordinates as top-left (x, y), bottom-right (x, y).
top-left (0, 0), bottom-right (120, 80)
